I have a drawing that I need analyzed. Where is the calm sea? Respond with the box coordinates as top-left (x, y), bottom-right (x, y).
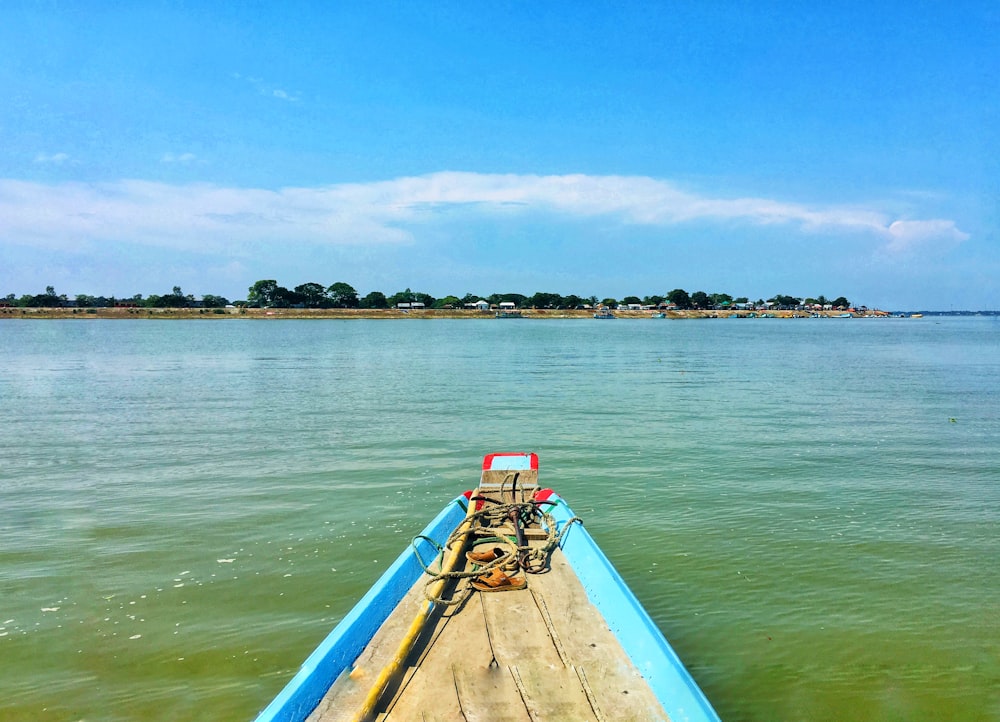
top-left (1, 317), bottom-right (998, 721)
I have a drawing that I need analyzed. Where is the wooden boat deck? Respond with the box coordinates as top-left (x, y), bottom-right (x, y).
top-left (306, 545), bottom-right (668, 721)
top-left (305, 476), bottom-right (670, 721)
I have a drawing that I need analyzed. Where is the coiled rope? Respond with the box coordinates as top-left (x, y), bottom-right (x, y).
top-left (413, 500), bottom-right (582, 605)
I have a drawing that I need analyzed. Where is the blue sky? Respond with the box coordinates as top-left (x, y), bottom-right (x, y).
top-left (2, 2), bottom-right (997, 309)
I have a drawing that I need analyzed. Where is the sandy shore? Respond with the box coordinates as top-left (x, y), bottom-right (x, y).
top-left (1, 307), bottom-right (875, 320)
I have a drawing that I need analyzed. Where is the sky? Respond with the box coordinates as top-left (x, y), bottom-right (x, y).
top-left (1, 2), bottom-right (997, 310)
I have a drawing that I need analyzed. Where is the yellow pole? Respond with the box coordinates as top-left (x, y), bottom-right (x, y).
top-left (352, 501), bottom-right (476, 722)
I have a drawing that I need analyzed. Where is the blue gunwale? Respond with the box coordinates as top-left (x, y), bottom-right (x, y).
top-left (546, 493), bottom-right (720, 722)
top-left (254, 495), bottom-right (470, 722)
top-left (255, 491), bottom-right (719, 722)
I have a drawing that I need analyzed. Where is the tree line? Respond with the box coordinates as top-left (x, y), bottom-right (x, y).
top-left (3, 282), bottom-right (852, 311)
top-left (2, 286), bottom-right (231, 309)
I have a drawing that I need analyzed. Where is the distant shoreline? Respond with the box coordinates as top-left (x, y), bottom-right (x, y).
top-left (0, 307), bottom-right (912, 320)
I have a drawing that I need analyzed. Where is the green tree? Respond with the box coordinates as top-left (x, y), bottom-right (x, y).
top-left (527, 291), bottom-right (563, 308)
top-left (432, 295), bottom-right (461, 309)
top-left (622, 296), bottom-right (642, 306)
top-left (387, 288), bottom-right (414, 307)
top-left (153, 286), bottom-right (188, 307)
top-left (295, 282), bottom-right (329, 308)
top-left (667, 289), bottom-right (691, 309)
top-left (690, 291), bottom-right (710, 309)
top-left (201, 295), bottom-right (230, 308)
top-left (600, 298), bottom-right (618, 308)
top-left (831, 296), bottom-right (850, 309)
top-left (248, 280), bottom-right (279, 307)
top-left (360, 291), bottom-right (388, 309)
top-left (561, 294), bottom-right (584, 309)
top-left (270, 286), bottom-right (299, 307)
top-left (489, 293), bottom-right (526, 307)
top-left (327, 282), bottom-right (359, 308)
top-left (27, 286), bottom-right (62, 307)
top-left (769, 294), bottom-right (801, 308)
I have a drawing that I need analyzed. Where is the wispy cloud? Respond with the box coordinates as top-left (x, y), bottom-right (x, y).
top-left (161, 152), bottom-right (199, 164)
top-left (232, 72), bottom-right (300, 102)
top-left (34, 152), bottom-right (71, 165)
top-left (0, 172), bottom-right (968, 255)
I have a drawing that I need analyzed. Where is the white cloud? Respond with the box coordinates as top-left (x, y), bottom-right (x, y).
top-left (34, 152), bottom-right (71, 165)
top-left (882, 219), bottom-right (969, 254)
top-left (0, 172), bottom-right (968, 256)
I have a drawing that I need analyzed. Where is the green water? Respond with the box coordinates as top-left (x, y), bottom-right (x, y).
top-left (1, 318), bottom-right (998, 721)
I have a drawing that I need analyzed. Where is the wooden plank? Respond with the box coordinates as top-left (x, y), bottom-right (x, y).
top-left (509, 662), bottom-right (599, 719)
top-left (523, 550), bottom-right (671, 721)
top-left (451, 664), bottom-right (532, 722)
top-left (378, 589), bottom-right (486, 720)
top-left (310, 530), bottom-right (670, 722)
top-left (478, 469), bottom-right (539, 493)
top-left (479, 584), bottom-right (562, 669)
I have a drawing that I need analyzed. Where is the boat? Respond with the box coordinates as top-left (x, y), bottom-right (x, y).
top-left (255, 452), bottom-right (720, 722)
top-left (495, 310), bottom-right (524, 318)
top-left (652, 312), bottom-right (666, 318)
top-left (593, 309), bottom-right (615, 319)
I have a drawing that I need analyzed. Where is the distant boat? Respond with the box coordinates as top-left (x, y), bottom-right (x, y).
top-left (254, 452), bottom-right (720, 722)
top-left (910, 313), bottom-right (924, 318)
top-left (837, 313), bottom-right (853, 318)
top-left (652, 312), bottom-right (666, 318)
top-left (594, 309), bottom-right (615, 319)
top-left (495, 310), bottom-right (523, 318)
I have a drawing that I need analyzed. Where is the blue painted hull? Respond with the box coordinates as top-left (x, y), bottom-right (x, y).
top-left (255, 492), bottom-right (719, 722)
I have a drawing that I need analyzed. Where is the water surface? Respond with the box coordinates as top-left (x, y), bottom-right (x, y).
top-left (2, 317), bottom-right (998, 721)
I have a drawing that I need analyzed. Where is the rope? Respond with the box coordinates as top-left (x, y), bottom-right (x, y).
top-left (415, 500), bottom-right (582, 604)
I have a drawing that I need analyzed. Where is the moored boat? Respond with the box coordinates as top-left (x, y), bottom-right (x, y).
top-left (254, 452), bottom-right (719, 722)
top-left (594, 309), bottom-right (615, 319)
